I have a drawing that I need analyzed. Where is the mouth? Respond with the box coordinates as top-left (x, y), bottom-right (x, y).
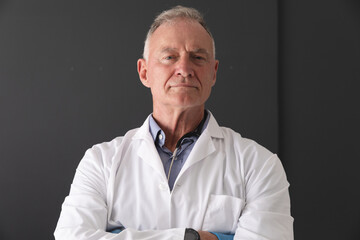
top-left (171, 84), bottom-right (197, 88)
top-left (168, 77), bottom-right (199, 89)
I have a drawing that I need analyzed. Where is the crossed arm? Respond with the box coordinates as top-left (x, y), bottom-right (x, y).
top-left (110, 228), bottom-right (231, 240)
top-left (54, 143), bottom-right (293, 240)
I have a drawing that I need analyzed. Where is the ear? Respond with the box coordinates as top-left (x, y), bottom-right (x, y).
top-left (137, 58), bottom-right (150, 88)
top-left (211, 60), bottom-right (219, 86)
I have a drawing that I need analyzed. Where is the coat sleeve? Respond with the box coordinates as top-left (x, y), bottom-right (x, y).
top-left (234, 152), bottom-right (294, 240)
top-left (54, 144), bottom-right (185, 240)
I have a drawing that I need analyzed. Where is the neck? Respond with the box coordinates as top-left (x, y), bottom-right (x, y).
top-left (152, 106), bottom-right (205, 152)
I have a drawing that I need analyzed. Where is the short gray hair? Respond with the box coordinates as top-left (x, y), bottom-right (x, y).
top-left (143, 5), bottom-right (215, 60)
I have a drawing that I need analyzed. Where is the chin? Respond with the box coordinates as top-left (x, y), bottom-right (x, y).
top-left (171, 99), bottom-right (204, 109)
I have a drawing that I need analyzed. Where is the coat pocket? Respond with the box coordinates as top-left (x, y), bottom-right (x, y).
top-left (202, 194), bottom-right (245, 233)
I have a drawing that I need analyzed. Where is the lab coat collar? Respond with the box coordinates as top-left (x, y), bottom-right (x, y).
top-left (179, 111), bottom-right (224, 172)
top-left (132, 111), bottom-right (224, 180)
top-left (203, 111), bottom-right (224, 139)
top-left (132, 111), bottom-right (224, 141)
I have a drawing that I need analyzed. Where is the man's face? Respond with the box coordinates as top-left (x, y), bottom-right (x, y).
top-left (138, 19), bottom-right (219, 111)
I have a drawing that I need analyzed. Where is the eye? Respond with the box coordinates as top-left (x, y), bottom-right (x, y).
top-left (164, 55), bottom-right (176, 61)
top-left (160, 54), bottom-right (178, 64)
top-left (192, 55), bottom-right (206, 61)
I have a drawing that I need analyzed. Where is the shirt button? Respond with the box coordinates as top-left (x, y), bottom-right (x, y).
top-left (159, 134), bottom-right (163, 140)
top-left (159, 183), bottom-right (168, 191)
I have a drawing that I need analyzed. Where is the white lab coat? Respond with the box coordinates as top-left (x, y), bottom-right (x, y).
top-left (54, 113), bottom-right (293, 240)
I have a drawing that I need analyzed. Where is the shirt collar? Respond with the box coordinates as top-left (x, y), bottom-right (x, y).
top-left (149, 115), bottom-right (165, 146)
top-left (149, 110), bottom-right (210, 147)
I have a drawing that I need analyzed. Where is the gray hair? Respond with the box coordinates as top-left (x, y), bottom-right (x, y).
top-left (143, 5), bottom-right (215, 60)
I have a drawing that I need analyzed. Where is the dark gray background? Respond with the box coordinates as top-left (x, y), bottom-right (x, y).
top-left (0, 0), bottom-right (359, 239)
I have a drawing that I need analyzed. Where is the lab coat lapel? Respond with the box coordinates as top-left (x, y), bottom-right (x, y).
top-left (133, 116), bottom-right (167, 179)
top-left (179, 113), bottom-right (224, 173)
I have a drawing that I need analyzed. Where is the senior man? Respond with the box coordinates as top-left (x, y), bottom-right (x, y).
top-left (55, 5), bottom-right (293, 240)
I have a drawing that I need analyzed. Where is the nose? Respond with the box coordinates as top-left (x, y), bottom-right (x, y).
top-left (175, 56), bottom-right (194, 78)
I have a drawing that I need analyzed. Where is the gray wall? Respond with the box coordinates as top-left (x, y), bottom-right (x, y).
top-left (0, 0), bottom-right (359, 239)
top-left (280, 0), bottom-right (360, 239)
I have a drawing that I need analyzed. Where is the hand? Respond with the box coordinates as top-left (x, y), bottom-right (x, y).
top-left (198, 231), bottom-right (218, 240)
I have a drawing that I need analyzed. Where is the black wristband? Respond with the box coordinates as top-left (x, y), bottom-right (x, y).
top-left (184, 228), bottom-right (200, 240)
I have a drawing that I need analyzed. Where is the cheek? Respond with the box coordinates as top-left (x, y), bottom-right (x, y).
top-left (200, 71), bottom-right (216, 87)
top-left (148, 65), bottom-right (173, 84)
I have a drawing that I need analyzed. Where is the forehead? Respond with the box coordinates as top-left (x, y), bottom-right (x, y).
top-left (148, 19), bottom-right (214, 55)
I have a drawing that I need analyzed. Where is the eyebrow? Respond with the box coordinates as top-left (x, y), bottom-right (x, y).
top-left (160, 47), bottom-right (210, 57)
top-left (192, 48), bottom-right (210, 56)
top-left (160, 47), bottom-right (177, 54)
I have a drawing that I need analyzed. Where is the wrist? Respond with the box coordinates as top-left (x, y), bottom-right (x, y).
top-left (198, 231), bottom-right (219, 240)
